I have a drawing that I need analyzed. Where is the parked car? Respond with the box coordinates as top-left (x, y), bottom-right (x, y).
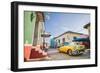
top-left (80, 42), bottom-right (90, 49)
top-left (63, 42), bottom-right (69, 46)
top-left (73, 38), bottom-right (90, 49)
top-left (58, 42), bottom-right (85, 55)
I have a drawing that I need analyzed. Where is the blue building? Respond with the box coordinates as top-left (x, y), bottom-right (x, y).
top-left (50, 38), bottom-right (57, 48)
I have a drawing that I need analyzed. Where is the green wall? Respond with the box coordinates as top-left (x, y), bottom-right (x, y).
top-left (24, 11), bottom-right (36, 44)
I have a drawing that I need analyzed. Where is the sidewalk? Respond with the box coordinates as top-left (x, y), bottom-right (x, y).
top-left (47, 48), bottom-right (58, 54)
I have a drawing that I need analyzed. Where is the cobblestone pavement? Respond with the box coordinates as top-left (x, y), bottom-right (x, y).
top-left (47, 48), bottom-right (90, 60)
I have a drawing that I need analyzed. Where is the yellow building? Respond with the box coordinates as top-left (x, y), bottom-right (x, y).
top-left (54, 31), bottom-right (85, 47)
top-left (84, 23), bottom-right (90, 36)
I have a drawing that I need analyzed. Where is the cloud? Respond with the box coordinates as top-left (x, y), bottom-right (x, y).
top-left (58, 24), bottom-right (72, 32)
top-left (61, 26), bottom-right (70, 31)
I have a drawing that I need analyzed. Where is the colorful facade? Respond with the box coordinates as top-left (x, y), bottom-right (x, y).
top-left (50, 38), bottom-right (57, 48)
top-left (24, 11), bottom-right (48, 61)
top-left (24, 11), bottom-right (45, 46)
top-left (54, 31), bottom-right (86, 47)
top-left (84, 23), bottom-right (90, 37)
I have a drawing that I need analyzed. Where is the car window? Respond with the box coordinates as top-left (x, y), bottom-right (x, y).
top-left (70, 42), bottom-right (75, 45)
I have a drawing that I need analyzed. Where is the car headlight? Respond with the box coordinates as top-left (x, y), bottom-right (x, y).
top-left (73, 46), bottom-right (77, 50)
top-left (81, 46), bottom-right (85, 49)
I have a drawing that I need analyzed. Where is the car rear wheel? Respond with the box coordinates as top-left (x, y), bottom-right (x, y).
top-left (67, 50), bottom-right (72, 56)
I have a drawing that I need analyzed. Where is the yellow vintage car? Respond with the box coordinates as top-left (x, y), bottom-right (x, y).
top-left (58, 42), bottom-right (85, 55)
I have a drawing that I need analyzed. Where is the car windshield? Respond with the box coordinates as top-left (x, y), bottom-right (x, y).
top-left (69, 42), bottom-right (79, 46)
top-left (63, 42), bottom-right (69, 46)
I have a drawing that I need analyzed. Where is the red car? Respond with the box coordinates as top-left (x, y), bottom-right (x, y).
top-left (80, 42), bottom-right (90, 49)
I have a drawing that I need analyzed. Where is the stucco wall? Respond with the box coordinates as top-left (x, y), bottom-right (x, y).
top-left (24, 11), bottom-right (36, 44)
top-left (55, 33), bottom-right (82, 46)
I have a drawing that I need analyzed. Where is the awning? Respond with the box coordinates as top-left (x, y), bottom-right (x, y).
top-left (73, 38), bottom-right (90, 42)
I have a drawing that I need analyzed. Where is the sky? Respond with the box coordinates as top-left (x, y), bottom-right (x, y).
top-left (43, 12), bottom-right (90, 43)
top-left (44, 12), bottom-right (90, 39)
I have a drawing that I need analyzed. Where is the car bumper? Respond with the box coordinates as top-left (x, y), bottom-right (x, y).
top-left (72, 49), bottom-right (85, 55)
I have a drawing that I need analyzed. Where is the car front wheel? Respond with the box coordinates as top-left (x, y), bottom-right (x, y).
top-left (73, 50), bottom-right (80, 55)
top-left (67, 50), bottom-right (72, 56)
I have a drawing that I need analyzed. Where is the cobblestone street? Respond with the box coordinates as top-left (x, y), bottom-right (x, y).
top-left (47, 48), bottom-right (90, 60)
